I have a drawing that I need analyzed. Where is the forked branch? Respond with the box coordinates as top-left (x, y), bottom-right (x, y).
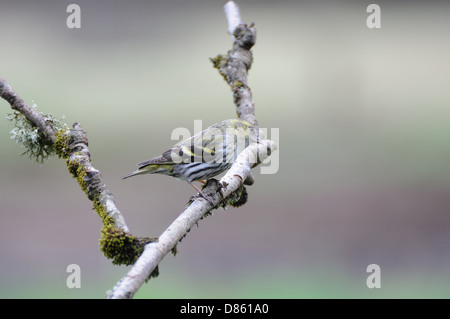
top-left (0, 0), bottom-right (276, 299)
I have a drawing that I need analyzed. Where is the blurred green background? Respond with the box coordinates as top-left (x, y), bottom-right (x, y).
top-left (1, 0), bottom-right (450, 298)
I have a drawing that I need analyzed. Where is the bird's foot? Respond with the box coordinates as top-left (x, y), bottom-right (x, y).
top-left (189, 190), bottom-right (215, 206)
top-left (187, 179), bottom-right (222, 207)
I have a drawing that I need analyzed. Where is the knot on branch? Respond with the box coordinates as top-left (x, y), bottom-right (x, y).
top-left (65, 122), bottom-right (104, 201)
top-left (233, 23), bottom-right (256, 50)
top-left (198, 178), bottom-right (249, 210)
top-left (69, 122), bottom-right (90, 155)
top-left (210, 23), bottom-right (255, 81)
top-left (210, 21), bottom-right (257, 128)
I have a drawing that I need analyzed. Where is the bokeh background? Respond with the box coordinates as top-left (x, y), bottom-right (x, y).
top-left (1, 0), bottom-right (450, 298)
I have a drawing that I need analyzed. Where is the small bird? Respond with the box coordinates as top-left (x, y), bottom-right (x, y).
top-left (123, 119), bottom-right (259, 202)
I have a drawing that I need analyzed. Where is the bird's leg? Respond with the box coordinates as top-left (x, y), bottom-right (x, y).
top-left (189, 182), bottom-right (215, 206)
top-left (189, 182), bottom-right (203, 193)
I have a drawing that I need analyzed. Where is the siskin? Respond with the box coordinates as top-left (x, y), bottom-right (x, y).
top-left (123, 119), bottom-right (259, 201)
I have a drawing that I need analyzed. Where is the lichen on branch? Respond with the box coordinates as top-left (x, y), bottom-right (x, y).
top-left (6, 102), bottom-right (68, 163)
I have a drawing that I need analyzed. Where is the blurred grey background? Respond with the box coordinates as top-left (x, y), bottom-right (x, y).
top-left (1, 0), bottom-right (450, 298)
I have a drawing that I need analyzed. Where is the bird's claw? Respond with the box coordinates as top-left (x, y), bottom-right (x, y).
top-left (189, 190), bottom-right (215, 206)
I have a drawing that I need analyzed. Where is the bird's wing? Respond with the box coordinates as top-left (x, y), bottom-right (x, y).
top-left (179, 130), bottom-right (227, 163)
top-left (137, 122), bottom-right (233, 168)
top-left (137, 148), bottom-right (175, 168)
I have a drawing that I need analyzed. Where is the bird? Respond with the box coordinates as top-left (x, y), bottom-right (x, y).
top-left (123, 119), bottom-right (259, 203)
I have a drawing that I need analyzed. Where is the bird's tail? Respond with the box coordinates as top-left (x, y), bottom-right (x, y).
top-left (122, 164), bottom-right (171, 180)
top-left (122, 169), bottom-right (147, 180)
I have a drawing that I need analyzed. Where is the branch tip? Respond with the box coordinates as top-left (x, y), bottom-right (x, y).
top-left (224, 1), bottom-right (242, 36)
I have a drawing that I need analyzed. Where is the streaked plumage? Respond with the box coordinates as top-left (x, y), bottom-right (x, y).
top-left (123, 119), bottom-right (259, 185)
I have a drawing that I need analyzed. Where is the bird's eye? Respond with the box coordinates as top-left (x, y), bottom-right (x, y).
top-left (178, 149), bottom-right (183, 156)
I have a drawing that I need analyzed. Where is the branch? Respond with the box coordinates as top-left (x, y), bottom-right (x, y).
top-left (1, 0), bottom-right (275, 299)
top-left (0, 78), bottom-right (56, 143)
top-left (107, 0), bottom-right (276, 299)
top-left (212, 1), bottom-right (257, 129)
top-left (106, 140), bottom-right (275, 298)
top-left (63, 122), bottom-right (130, 233)
top-left (224, 0), bottom-right (242, 36)
top-left (0, 78), bottom-right (156, 267)
top-left (106, 179), bottom-right (223, 298)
